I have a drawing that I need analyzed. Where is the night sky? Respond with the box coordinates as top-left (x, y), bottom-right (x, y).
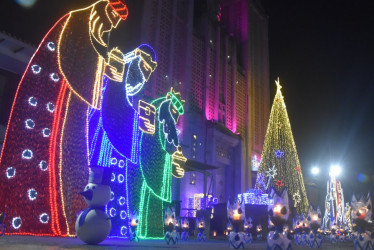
top-left (262, 0), bottom-right (374, 196)
top-left (1, 0), bottom-right (374, 195)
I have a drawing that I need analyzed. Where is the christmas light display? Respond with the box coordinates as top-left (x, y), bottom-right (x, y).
top-left (322, 173), bottom-right (345, 230)
top-left (136, 88), bottom-right (185, 239)
top-left (0, 0), bottom-right (166, 237)
top-left (237, 189), bottom-right (273, 206)
top-left (254, 78), bottom-right (308, 214)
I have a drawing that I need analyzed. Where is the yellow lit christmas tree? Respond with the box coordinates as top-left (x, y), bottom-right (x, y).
top-left (255, 78), bottom-right (308, 213)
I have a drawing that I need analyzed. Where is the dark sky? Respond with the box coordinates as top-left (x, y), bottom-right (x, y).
top-left (261, 0), bottom-right (374, 195)
top-left (1, 0), bottom-right (374, 195)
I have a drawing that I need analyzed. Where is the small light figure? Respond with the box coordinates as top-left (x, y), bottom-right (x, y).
top-left (181, 218), bottom-right (189, 241)
top-left (129, 211), bottom-right (139, 242)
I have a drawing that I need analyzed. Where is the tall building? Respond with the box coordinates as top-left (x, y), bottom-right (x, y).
top-left (0, 0), bottom-right (270, 215)
top-left (132, 0), bottom-right (270, 211)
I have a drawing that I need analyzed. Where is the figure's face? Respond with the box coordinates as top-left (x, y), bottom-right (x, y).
top-left (90, 1), bottom-right (122, 46)
top-left (170, 105), bottom-right (180, 123)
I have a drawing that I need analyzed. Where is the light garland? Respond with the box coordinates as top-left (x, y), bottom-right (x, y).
top-left (31, 65), bottom-right (41, 74)
top-left (42, 128), bottom-right (51, 137)
top-left (49, 73), bottom-right (60, 83)
top-left (28, 188), bottom-right (38, 201)
top-left (46, 102), bottom-right (55, 113)
top-left (25, 119), bottom-right (35, 129)
top-left (109, 207), bottom-right (117, 217)
top-left (6, 167), bottom-right (16, 179)
top-left (118, 196), bottom-right (126, 206)
top-left (22, 149), bottom-right (33, 159)
top-left (120, 210), bottom-right (127, 220)
top-left (47, 42), bottom-right (56, 52)
top-left (28, 97), bottom-right (38, 106)
top-left (12, 217), bottom-right (22, 229)
top-left (39, 160), bottom-right (48, 171)
top-left (39, 213), bottom-right (50, 224)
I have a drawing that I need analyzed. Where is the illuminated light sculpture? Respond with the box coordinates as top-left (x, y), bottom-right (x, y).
top-left (350, 193), bottom-right (373, 250)
top-left (181, 218), bottom-right (189, 241)
top-left (0, 0), bottom-right (158, 237)
top-left (256, 225), bottom-right (262, 241)
top-left (306, 206), bottom-right (323, 248)
top-left (136, 88), bottom-right (185, 239)
top-left (293, 213), bottom-right (308, 246)
top-left (227, 200), bottom-right (246, 249)
top-left (237, 189), bottom-right (273, 206)
top-left (88, 44), bottom-right (157, 238)
top-left (255, 78), bottom-right (308, 214)
top-left (128, 211), bottom-right (139, 241)
top-left (164, 206), bottom-right (178, 245)
top-left (196, 216), bottom-right (206, 242)
top-left (75, 167), bottom-right (112, 244)
top-left (267, 189), bottom-right (292, 250)
top-left (322, 171), bottom-right (345, 231)
top-left (243, 217), bottom-right (253, 244)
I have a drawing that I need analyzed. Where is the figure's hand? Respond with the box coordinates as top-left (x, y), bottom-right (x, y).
top-left (105, 48), bottom-right (125, 82)
top-left (171, 146), bottom-right (187, 178)
top-left (135, 48), bottom-right (157, 82)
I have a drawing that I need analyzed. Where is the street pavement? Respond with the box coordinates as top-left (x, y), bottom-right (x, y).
top-left (0, 235), bottom-right (355, 249)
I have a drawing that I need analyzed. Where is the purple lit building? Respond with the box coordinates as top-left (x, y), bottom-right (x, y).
top-left (134, 0), bottom-right (270, 212)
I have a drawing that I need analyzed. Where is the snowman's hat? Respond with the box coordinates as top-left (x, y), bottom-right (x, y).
top-left (88, 166), bottom-right (112, 186)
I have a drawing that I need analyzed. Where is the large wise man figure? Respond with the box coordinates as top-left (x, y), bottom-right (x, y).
top-left (0, 0), bottom-right (155, 236)
top-left (137, 88), bottom-right (185, 238)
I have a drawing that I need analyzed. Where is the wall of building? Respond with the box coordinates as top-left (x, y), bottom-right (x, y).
top-left (138, 0), bottom-right (270, 210)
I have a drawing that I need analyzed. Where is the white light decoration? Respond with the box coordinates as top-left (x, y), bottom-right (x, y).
top-left (120, 226), bottom-right (127, 236)
top-left (251, 154), bottom-right (261, 171)
top-left (237, 189), bottom-right (273, 205)
top-left (118, 159), bottom-right (125, 168)
top-left (42, 128), bottom-right (51, 137)
top-left (22, 149), bottom-right (33, 159)
top-left (28, 96), bottom-right (38, 106)
top-left (111, 173), bottom-right (115, 182)
top-left (46, 102), bottom-right (55, 113)
top-left (39, 213), bottom-right (49, 224)
top-left (46, 42), bottom-right (55, 52)
top-left (120, 210), bottom-right (127, 220)
top-left (311, 167), bottom-right (320, 175)
top-left (118, 196), bottom-right (126, 206)
top-left (12, 217), bottom-right (22, 229)
top-left (39, 160), bottom-right (48, 171)
top-left (293, 191), bottom-right (301, 207)
top-left (28, 188), bottom-right (37, 201)
top-left (110, 191), bottom-right (114, 201)
top-left (109, 207), bottom-right (117, 217)
top-left (118, 174), bottom-right (124, 183)
top-left (110, 157), bottom-right (118, 165)
top-left (330, 165), bottom-right (342, 177)
top-left (6, 167), bottom-right (16, 179)
top-left (25, 119), bottom-right (35, 129)
top-left (49, 73), bottom-right (60, 82)
top-left (31, 64), bottom-right (41, 74)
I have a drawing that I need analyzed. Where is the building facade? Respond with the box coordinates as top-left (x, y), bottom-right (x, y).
top-left (134, 0), bottom-right (270, 211)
